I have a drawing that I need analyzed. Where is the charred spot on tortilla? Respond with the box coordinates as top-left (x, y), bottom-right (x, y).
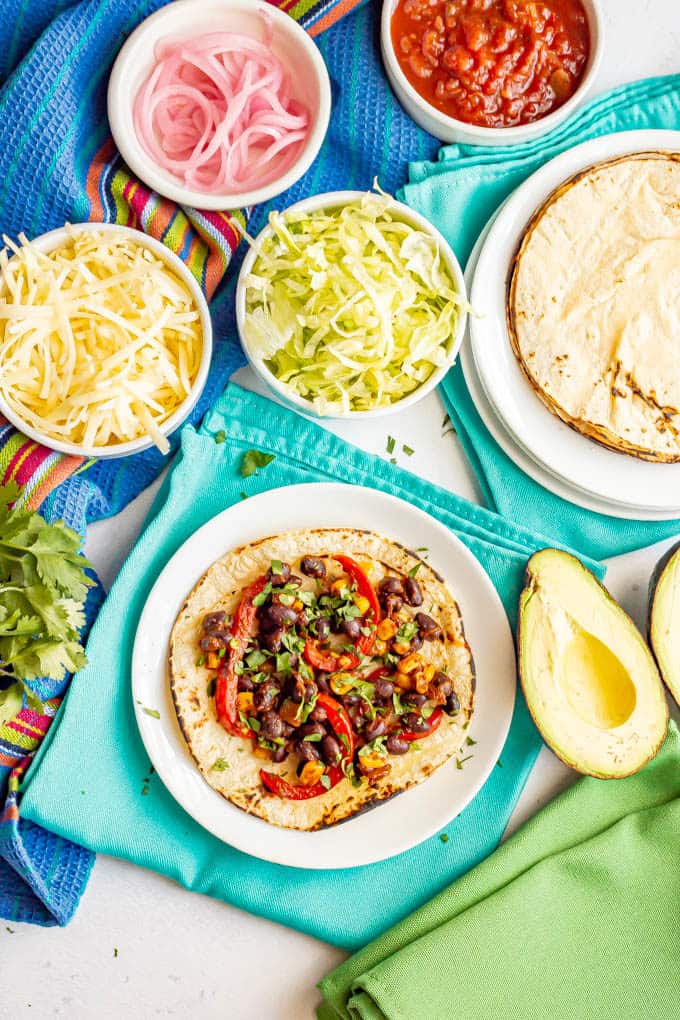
top-left (508, 151), bottom-right (680, 462)
top-left (168, 528), bottom-right (475, 831)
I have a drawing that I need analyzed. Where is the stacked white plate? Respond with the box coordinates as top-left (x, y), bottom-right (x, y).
top-left (462, 129), bottom-right (680, 523)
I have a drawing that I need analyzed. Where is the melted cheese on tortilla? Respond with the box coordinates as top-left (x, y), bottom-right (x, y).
top-left (0, 229), bottom-right (202, 453)
top-left (510, 154), bottom-right (680, 460)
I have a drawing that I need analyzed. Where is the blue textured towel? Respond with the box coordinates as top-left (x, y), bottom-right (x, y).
top-left (0, 0), bottom-right (440, 926)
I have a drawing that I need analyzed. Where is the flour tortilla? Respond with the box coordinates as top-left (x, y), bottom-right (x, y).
top-left (169, 528), bottom-right (475, 831)
top-left (508, 152), bottom-right (680, 462)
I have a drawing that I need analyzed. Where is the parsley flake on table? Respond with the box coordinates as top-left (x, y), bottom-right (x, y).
top-left (142, 707), bottom-right (160, 719)
top-left (214, 430), bottom-right (227, 444)
top-left (0, 482), bottom-right (93, 722)
top-left (240, 449), bottom-right (276, 477)
top-left (386, 435), bottom-right (396, 455)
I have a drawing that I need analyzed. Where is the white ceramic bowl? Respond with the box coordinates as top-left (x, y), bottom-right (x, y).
top-left (0, 223), bottom-right (212, 459)
top-left (380, 0), bottom-right (603, 146)
top-left (235, 190), bottom-right (467, 420)
top-left (108, 0), bottom-right (331, 210)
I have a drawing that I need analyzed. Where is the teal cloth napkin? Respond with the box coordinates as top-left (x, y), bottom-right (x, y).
top-left (400, 74), bottom-right (680, 561)
top-left (19, 384), bottom-right (603, 949)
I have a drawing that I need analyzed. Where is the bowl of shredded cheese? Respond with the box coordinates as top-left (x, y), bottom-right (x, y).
top-left (0, 223), bottom-right (211, 458)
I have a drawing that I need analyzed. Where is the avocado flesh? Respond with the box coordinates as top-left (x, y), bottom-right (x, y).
top-left (519, 549), bottom-right (668, 779)
top-left (649, 544), bottom-right (680, 707)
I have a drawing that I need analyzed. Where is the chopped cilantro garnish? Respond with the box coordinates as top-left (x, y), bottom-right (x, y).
top-left (456, 755), bottom-right (473, 770)
top-left (142, 707), bottom-right (160, 719)
top-left (396, 620), bottom-right (418, 643)
top-left (440, 833), bottom-right (449, 843)
top-left (239, 492), bottom-right (248, 500)
top-left (319, 774), bottom-right (331, 790)
top-left (252, 583), bottom-right (272, 607)
top-left (206, 677), bottom-right (216, 697)
top-left (275, 651), bottom-right (292, 674)
top-left (218, 647), bottom-right (226, 658)
top-left (303, 732), bottom-right (323, 742)
top-left (214, 430), bottom-right (226, 444)
top-left (408, 562), bottom-right (422, 578)
top-left (402, 444), bottom-right (414, 456)
top-left (270, 559), bottom-right (283, 575)
top-left (245, 649), bottom-right (267, 669)
top-left (465, 736), bottom-right (477, 746)
top-left (196, 654), bottom-right (205, 667)
top-left (386, 435), bottom-right (396, 454)
top-left (211, 758), bottom-right (230, 771)
top-left (240, 449), bottom-right (276, 477)
top-left (247, 717), bottom-right (261, 733)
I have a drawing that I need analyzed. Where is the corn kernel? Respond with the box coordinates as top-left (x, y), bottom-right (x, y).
top-left (331, 577), bottom-right (349, 596)
top-left (392, 641), bottom-right (411, 655)
top-left (292, 599), bottom-right (304, 611)
top-left (414, 670), bottom-right (430, 694)
top-left (253, 745), bottom-right (271, 760)
top-left (395, 673), bottom-right (412, 691)
top-left (300, 761), bottom-right (325, 786)
top-left (206, 652), bottom-right (220, 669)
top-left (330, 672), bottom-right (355, 696)
top-left (397, 652), bottom-right (422, 675)
top-left (359, 560), bottom-right (375, 577)
top-left (373, 638), bottom-right (387, 655)
top-left (359, 750), bottom-right (385, 770)
top-left (353, 594), bottom-right (370, 615)
top-left (237, 691), bottom-right (255, 713)
top-left (337, 654), bottom-right (356, 671)
top-left (377, 618), bottom-right (397, 641)
top-left (423, 663), bottom-right (436, 683)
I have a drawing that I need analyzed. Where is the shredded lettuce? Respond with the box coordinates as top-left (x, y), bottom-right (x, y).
top-left (242, 191), bottom-right (465, 414)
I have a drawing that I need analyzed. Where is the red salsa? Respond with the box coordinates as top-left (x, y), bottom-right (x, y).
top-left (391, 0), bottom-right (590, 129)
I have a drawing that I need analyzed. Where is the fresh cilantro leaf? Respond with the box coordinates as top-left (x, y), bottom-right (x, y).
top-left (247, 717), bottom-right (261, 733)
top-left (303, 732), bottom-right (323, 742)
top-left (386, 435), bottom-right (396, 455)
top-left (408, 563), bottom-right (422, 578)
top-left (245, 649), bottom-right (267, 669)
top-left (0, 683), bottom-right (23, 724)
top-left (402, 444), bottom-right (414, 456)
top-left (440, 833), bottom-right (449, 843)
top-left (319, 774), bottom-right (331, 790)
top-left (465, 736), bottom-right (477, 746)
top-left (206, 677), bottom-right (216, 697)
top-left (142, 707), bottom-right (160, 719)
top-left (214, 430), bottom-right (227, 444)
top-left (240, 449), bottom-right (275, 477)
top-left (270, 559), bottom-right (283, 575)
top-left (252, 583), bottom-right (272, 607)
top-left (239, 492), bottom-right (248, 500)
top-left (196, 654), bottom-right (206, 667)
top-left (211, 758), bottom-right (230, 771)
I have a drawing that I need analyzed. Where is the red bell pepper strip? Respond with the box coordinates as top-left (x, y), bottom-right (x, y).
top-left (259, 765), bottom-right (343, 800)
top-left (303, 639), bottom-right (359, 673)
top-left (333, 555), bottom-right (381, 655)
top-left (215, 574), bottom-right (267, 738)
top-left (316, 693), bottom-right (355, 759)
top-left (400, 707), bottom-right (443, 742)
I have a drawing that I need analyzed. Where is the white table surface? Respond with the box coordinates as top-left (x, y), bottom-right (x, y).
top-left (4, 3), bottom-right (680, 1017)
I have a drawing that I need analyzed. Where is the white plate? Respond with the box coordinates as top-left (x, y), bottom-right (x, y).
top-left (462, 213), bottom-right (680, 522)
top-left (132, 483), bottom-right (516, 870)
top-left (470, 129), bottom-right (680, 513)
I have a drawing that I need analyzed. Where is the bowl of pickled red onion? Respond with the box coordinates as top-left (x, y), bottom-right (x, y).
top-left (108, 0), bottom-right (331, 210)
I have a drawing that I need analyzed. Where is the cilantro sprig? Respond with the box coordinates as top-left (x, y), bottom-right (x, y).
top-left (0, 483), bottom-right (94, 722)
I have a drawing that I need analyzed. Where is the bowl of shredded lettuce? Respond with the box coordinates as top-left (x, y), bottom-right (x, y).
top-left (236, 188), bottom-right (468, 418)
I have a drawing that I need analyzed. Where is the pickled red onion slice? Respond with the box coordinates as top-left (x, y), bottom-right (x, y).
top-left (133, 25), bottom-right (310, 194)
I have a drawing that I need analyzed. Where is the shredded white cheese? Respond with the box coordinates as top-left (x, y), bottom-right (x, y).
top-left (0, 229), bottom-right (203, 453)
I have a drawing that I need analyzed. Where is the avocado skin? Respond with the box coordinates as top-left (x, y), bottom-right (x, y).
top-left (648, 540), bottom-right (680, 708)
top-left (519, 548), bottom-right (669, 779)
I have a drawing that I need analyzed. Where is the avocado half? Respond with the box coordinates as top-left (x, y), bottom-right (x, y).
top-left (649, 541), bottom-right (680, 707)
top-left (519, 549), bottom-right (669, 779)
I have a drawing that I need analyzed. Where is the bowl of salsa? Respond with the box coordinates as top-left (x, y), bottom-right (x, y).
top-left (381, 0), bottom-right (603, 145)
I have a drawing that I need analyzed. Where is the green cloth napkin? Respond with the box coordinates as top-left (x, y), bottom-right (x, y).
top-left (400, 74), bottom-right (680, 560)
top-left (318, 722), bottom-right (680, 1020)
top-left (20, 384), bottom-right (602, 949)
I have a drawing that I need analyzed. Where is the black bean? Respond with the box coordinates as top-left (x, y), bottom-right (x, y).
top-left (271, 745), bottom-right (287, 763)
top-left (403, 576), bottom-right (424, 606)
top-left (416, 612), bottom-right (442, 640)
top-left (386, 734), bottom-right (410, 755)
top-left (237, 674), bottom-right (254, 692)
top-left (404, 692), bottom-right (427, 708)
top-left (309, 704), bottom-right (328, 723)
top-left (296, 721), bottom-right (326, 740)
top-left (301, 556), bottom-right (326, 578)
top-left (289, 676), bottom-right (305, 703)
top-left (266, 562), bottom-right (291, 586)
top-left (303, 680), bottom-right (317, 702)
top-left (260, 627), bottom-right (283, 653)
top-left (342, 618), bottom-right (362, 640)
top-left (374, 677), bottom-right (394, 699)
top-left (445, 691), bottom-right (460, 715)
top-left (316, 672), bottom-right (331, 695)
top-left (347, 706), bottom-right (364, 730)
top-left (321, 735), bottom-right (342, 766)
top-left (384, 594), bottom-right (403, 616)
top-left (200, 634), bottom-right (223, 652)
top-left (203, 611), bottom-right (226, 629)
top-left (296, 739), bottom-right (321, 762)
top-left (402, 712), bottom-right (429, 733)
top-left (364, 717), bottom-right (387, 742)
top-left (343, 693), bottom-right (361, 706)
top-left (379, 576), bottom-right (404, 597)
top-left (254, 681), bottom-right (279, 712)
top-left (313, 616), bottom-right (330, 640)
top-left (432, 675), bottom-right (453, 700)
top-left (261, 710), bottom-right (285, 740)
top-left (267, 603), bottom-right (298, 627)
top-left (409, 633), bottom-right (424, 652)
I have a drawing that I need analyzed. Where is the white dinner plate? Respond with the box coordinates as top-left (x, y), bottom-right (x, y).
top-left (462, 212), bottom-right (680, 522)
top-left (132, 483), bottom-right (516, 870)
top-left (469, 129), bottom-right (680, 514)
